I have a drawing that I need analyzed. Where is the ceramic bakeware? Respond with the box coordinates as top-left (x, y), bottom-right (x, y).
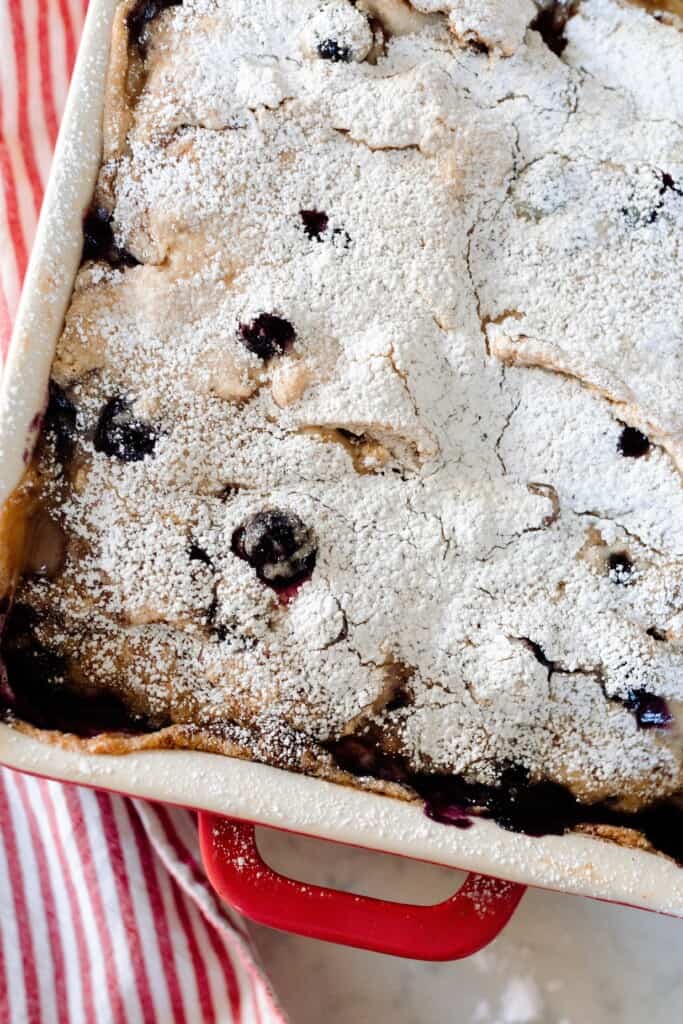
top-left (1, 0), bottom-right (682, 959)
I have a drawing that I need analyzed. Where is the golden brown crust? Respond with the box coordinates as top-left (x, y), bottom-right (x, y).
top-left (0, 471), bottom-right (39, 604)
top-left (5, 717), bottom-right (251, 758)
top-left (3, 714), bottom-right (420, 807)
top-left (99, 0), bottom-right (145, 207)
top-left (574, 821), bottom-right (657, 854)
top-left (627, 0), bottom-right (683, 20)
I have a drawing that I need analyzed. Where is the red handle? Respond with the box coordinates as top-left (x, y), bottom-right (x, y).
top-left (198, 813), bottom-right (525, 960)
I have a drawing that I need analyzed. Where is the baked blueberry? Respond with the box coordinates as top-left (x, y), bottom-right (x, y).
top-left (327, 735), bottom-right (410, 784)
top-left (624, 689), bottom-right (672, 729)
top-left (300, 209), bottom-right (329, 241)
top-left (127, 0), bottom-right (182, 55)
top-left (238, 314), bottom-right (295, 360)
top-left (94, 397), bottom-right (157, 462)
top-left (530, 1), bottom-right (578, 57)
top-left (328, 735), bottom-right (380, 775)
top-left (317, 38), bottom-right (351, 62)
top-left (0, 604), bottom-right (67, 716)
top-left (608, 551), bottom-right (634, 584)
top-left (424, 799), bottom-right (473, 828)
top-left (484, 768), bottom-right (579, 836)
top-left (82, 207), bottom-right (114, 262)
top-left (420, 775), bottom-right (474, 828)
top-left (0, 603), bottom-right (155, 735)
top-left (231, 509), bottom-right (316, 589)
top-left (44, 381), bottom-right (77, 465)
top-left (617, 425), bottom-right (650, 458)
top-left (81, 207), bottom-right (139, 268)
top-left (467, 39), bottom-right (489, 55)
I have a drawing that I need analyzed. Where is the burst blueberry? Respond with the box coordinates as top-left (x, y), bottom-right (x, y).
top-left (327, 735), bottom-right (410, 784)
top-left (317, 38), bottom-right (351, 62)
top-left (81, 206), bottom-right (139, 268)
top-left (238, 314), bottom-right (295, 360)
top-left (617, 426), bottom-right (650, 458)
top-left (0, 603), bottom-right (155, 735)
top-left (127, 0), bottom-right (182, 54)
top-left (44, 381), bottom-right (77, 465)
top-left (231, 509), bottom-right (316, 589)
top-left (300, 209), bottom-right (329, 241)
top-left (624, 689), bottom-right (672, 729)
top-left (94, 397), bottom-right (157, 462)
top-left (530, 1), bottom-right (578, 56)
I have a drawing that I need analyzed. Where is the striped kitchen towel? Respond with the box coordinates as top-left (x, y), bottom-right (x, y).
top-left (0, 2), bottom-right (287, 1021)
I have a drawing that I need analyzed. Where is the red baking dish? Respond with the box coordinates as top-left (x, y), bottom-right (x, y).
top-left (1, 0), bottom-right (682, 961)
top-left (199, 815), bottom-right (525, 959)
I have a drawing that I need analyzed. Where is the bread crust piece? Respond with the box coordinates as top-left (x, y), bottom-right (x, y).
top-left (2, 0), bottom-right (683, 860)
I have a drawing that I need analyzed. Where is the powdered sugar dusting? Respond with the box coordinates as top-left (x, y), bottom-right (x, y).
top-left (9, 0), bottom-right (683, 815)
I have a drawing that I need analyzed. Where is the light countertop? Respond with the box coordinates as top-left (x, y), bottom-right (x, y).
top-left (249, 828), bottom-right (682, 1024)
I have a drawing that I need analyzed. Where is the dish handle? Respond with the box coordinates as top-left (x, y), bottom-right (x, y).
top-left (198, 813), bottom-right (526, 960)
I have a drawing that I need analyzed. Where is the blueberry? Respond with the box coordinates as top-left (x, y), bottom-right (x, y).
top-left (530, 1), bottom-right (578, 57)
top-left (0, 602), bottom-right (157, 736)
top-left (300, 209), bottom-right (329, 241)
top-left (617, 426), bottom-right (650, 458)
top-left (127, 0), bottom-right (182, 55)
top-left (327, 735), bottom-right (410, 784)
top-left (608, 551), bottom-right (634, 584)
top-left (467, 39), bottom-right (489, 55)
top-left (44, 381), bottom-right (77, 465)
top-left (623, 689), bottom-right (672, 730)
top-left (231, 509), bottom-right (316, 589)
top-left (326, 738), bottom-right (682, 855)
top-left (317, 38), bottom-right (351, 62)
top-left (414, 762), bottom-right (578, 837)
top-left (0, 604), bottom-right (66, 717)
top-left (81, 207), bottom-right (139, 268)
top-left (94, 397), bottom-right (157, 462)
top-left (238, 314), bottom-right (295, 360)
top-left (485, 769), bottom-right (579, 837)
top-left (424, 797), bottom-right (473, 828)
top-left (328, 735), bottom-right (380, 775)
top-left (82, 207), bottom-right (114, 262)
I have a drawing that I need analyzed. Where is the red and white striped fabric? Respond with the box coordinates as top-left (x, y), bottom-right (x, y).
top-left (0, 3), bottom-right (288, 1022)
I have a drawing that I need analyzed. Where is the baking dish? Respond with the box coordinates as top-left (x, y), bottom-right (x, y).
top-left (1, 0), bottom-right (682, 959)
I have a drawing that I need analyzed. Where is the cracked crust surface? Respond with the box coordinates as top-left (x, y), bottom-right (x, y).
top-left (3, 0), bottom-right (683, 823)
